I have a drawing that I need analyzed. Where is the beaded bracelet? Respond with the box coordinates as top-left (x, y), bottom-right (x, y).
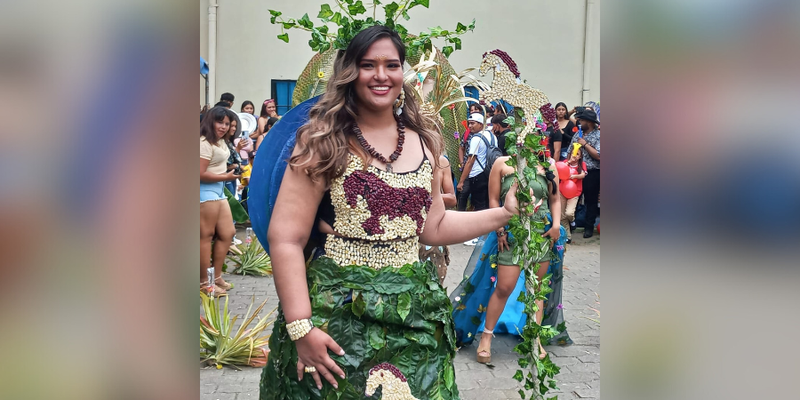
top-left (286, 318), bottom-right (314, 341)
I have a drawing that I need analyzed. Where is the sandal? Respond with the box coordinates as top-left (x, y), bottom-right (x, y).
top-left (477, 348), bottom-right (492, 364)
top-left (215, 277), bottom-right (233, 291)
top-left (538, 340), bottom-right (547, 360)
top-left (477, 329), bottom-right (494, 364)
top-left (200, 282), bottom-right (227, 297)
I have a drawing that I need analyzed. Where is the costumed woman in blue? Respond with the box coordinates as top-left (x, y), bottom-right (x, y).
top-left (451, 154), bottom-right (572, 364)
top-left (253, 26), bottom-right (521, 400)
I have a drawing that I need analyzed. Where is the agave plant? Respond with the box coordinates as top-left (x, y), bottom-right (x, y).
top-left (200, 291), bottom-right (277, 370)
top-left (226, 238), bottom-right (273, 276)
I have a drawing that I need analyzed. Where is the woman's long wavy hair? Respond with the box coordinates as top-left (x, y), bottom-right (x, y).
top-left (290, 25), bottom-right (443, 187)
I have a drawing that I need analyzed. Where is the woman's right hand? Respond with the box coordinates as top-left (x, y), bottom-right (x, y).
top-left (235, 138), bottom-right (248, 151)
top-left (224, 170), bottom-right (241, 181)
top-left (295, 328), bottom-right (346, 390)
top-left (497, 233), bottom-right (510, 252)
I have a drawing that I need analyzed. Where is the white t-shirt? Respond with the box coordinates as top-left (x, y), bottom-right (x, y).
top-left (467, 130), bottom-right (495, 178)
top-left (200, 137), bottom-right (230, 175)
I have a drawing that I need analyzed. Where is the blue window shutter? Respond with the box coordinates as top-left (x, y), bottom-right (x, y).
top-left (271, 80), bottom-right (297, 116)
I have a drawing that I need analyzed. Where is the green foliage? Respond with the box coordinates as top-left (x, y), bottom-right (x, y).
top-left (200, 292), bottom-right (276, 369)
top-left (226, 238), bottom-right (273, 276)
top-left (498, 103), bottom-right (560, 399)
top-left (268, 1), bottom-right (475, 57)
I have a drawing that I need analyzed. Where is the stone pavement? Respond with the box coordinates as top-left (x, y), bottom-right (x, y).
top-left (201, 231), bottom-right (600, 400)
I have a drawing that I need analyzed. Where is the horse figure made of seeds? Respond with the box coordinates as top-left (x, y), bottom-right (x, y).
top-left (478, 49), bottom-right (551, 142)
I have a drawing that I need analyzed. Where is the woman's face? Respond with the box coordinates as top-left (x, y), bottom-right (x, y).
top-left (470, 104), bottom-right (480, 114)
top-left (556, 106), bottom-right (567, 118)
top-left (354, 37), bottom-right (404, 113)
top-left (214, 117), bottom-right (230, 138)
top-left (568, 151), bottom-right (580, 164)
top-left (227, 120), bottom-right (237, 138)
top-left (266, 102), bottom-right (276, 115)
top-left (243, 104), bottom-right (254, 114)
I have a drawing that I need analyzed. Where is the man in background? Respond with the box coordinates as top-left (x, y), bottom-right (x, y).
top-left (572, 109), bottom-right (600, 238)
top-left (491, 113), bottom-right (512, 156)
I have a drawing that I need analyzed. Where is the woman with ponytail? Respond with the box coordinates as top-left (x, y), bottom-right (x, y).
top-left (452, 152), bottom-right (573, 363)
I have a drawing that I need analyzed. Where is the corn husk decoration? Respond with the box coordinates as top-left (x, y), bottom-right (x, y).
top-left (404, 47), bottom-right (490, 131)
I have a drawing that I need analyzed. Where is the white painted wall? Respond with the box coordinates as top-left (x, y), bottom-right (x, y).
top-left (201, 0), bottom-right (599, 111)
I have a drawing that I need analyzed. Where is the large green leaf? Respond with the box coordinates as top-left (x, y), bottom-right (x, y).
top-left (444, 363), bottom-right (455, 390)
top-left (397, 292), bottom-right (412, 322)
top-left (327, 308), bottom-right (366, 368)
top-left (298, 13), bottom-right (313, 29)
top-left (368, 274), bottom-right (415, 294)
top-left (415, 350), bottom-right (438, 393)
top-left (367, 324), bottom-right (385, 350)
top-left (348, 0), bottom-right (367, 15)
top-left (352, 292), bottom-right (366, 318)
top-left (385, 2), bottom-right (399, 21)
top-left (223, 187), bottom-right (248, 223)
top-left (318, 4), bottom-right (334, 19)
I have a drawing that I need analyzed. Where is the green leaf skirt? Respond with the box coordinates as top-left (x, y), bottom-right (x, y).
top-left (259, 257), bottom-right (460, 400)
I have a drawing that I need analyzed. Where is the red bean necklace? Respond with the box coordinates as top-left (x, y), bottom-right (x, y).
top-left (352, 115), bottom-right (405, 173)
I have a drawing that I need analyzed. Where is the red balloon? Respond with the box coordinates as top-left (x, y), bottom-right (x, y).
top-left (560, 180), bottom-right (580, 199)
top-left (555, 162), bottom-right (570, 180)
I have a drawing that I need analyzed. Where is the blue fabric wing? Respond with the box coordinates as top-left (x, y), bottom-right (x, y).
top-left (249, 96), bottom-right (320, 253)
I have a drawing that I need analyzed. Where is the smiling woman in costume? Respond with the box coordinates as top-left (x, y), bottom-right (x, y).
top-left (259, 25), bottom-right (521, 400)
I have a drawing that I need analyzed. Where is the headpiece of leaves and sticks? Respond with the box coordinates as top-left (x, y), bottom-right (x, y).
top-left (268, 0), bottom-right (475, 58)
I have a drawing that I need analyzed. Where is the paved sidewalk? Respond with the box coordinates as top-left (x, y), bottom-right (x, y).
top-left (201, 232), bottom-right (600, 400)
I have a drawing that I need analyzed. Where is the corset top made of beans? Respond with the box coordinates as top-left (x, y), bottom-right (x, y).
top-left (319, 153), bottom-right (433, 242)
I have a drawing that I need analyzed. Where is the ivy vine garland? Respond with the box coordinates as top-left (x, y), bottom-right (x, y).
top-left (480, 51), bottom-right (563, 399)
top-left (505, 113), bottom-right (563, 400)
top-left (268, 0), bottom-right (475, 58)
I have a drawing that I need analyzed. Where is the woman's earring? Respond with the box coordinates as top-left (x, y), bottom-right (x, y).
top-left (394, 88), bottom-right (405, 116)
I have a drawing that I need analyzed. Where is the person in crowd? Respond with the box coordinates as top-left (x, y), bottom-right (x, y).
top-left (240, 100), bottom-right (255, 115)
top-left (546, 118), bottom-right (562, 161)
top-left (257, 99), bottom-right (280, 135)
top-left (258, 25), bottom-right (519, 399)
top-left (220, 92), bottom-right (235, 108)
top-left (469, 102), bottom-right (483, 116)
top-left (452, 151), bottom-right (572, 364)
top-left (491, 113), bottom-right (511, 156)
top-left (552, 102), bottom-right (575, 162)
top-left (420, 154), bottom-right (458, 285)
top-left (223, 110), bottom-right (247, 200)
top-left (571, 109), bottom-right (600, 237)
top-left (560, 143), bottom-right (586, 243)
top-left (457, 113), bottom-right (496, 245)
top-left (200, 107), bottom-right (241, 296)
top-left (214, 101), bottom-right (231, 109)
top-left (240, 100), bottom-right (261, 142)
top-left (254, 116), bottom-right (279, 154)
top-left (480, 154), bottom-right (560, 362)
top-left (437, 155), bottom-right (457, 209)
top-left (457, 113), bottom-right (493, 212)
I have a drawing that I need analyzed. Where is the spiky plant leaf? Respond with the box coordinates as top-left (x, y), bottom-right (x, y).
top-left (200, 292), bottom-right (277, 369)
